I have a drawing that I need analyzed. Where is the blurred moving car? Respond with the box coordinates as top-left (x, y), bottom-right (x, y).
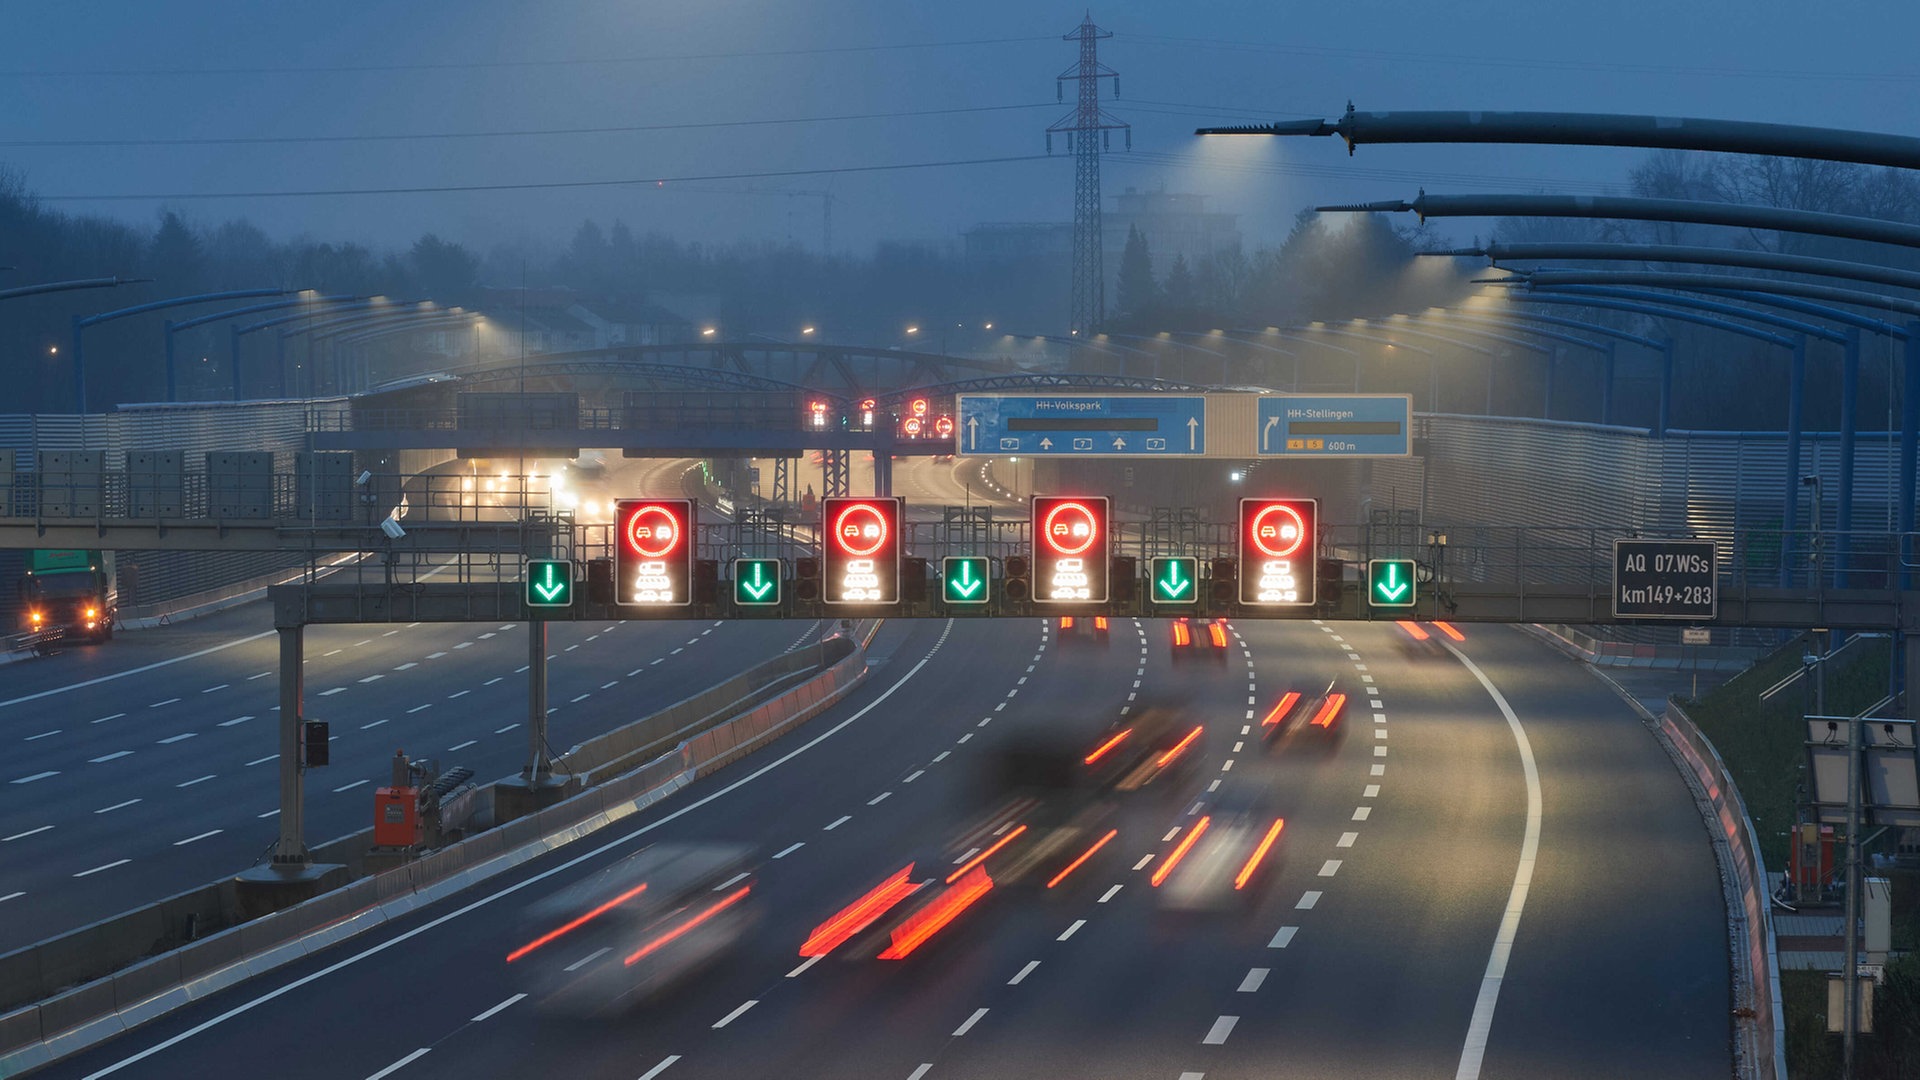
top-left (1056, 614), bottom-right (1111, 644)
top-left (1085, 706), bottom-right (1205, 797)
top-left (1152, 787), bottom-right (1287, 913)
top-left (1169, 617), bottom-right (1230, 663)
top-left (1260, 680), bottom-right (1347, 750)
top-left (509, 843), bottom-right (758, 1014)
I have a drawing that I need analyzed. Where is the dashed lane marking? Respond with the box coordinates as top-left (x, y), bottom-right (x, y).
top-left (1238, 968), bottom-right (1269, 993)
top-left (786, 955), bottom-right (823, 979)
top-left (1057, 919), bottom-right (1085, 941)
top-left (1296, 891), bottom-right (1321, 910)
top-left (157, 733), bottom-right (196, 745)
top-left (824, 815), bottom-right (851, 831)
top-left (712, 1000), bottom-right (757, 1029)
top-left (1009, 960), bottom-right (1040, 985)
top-left (1338, 832), bottom-right (1359, 848)
top-left (772, 842), bottom-right (803, 859)
top-left (1353, 807), bottom-right (1372, 821)
top-left (1202, 1016), bottom-right (1239, 1045)
top-left (333, 780), bottom-right (369, 794)
top-left (365, 1048), bottom-right (431, 1080)
top-left (92, 713), bottom-right (125, 724)
top-left (1319, 860), bottom-right (1342, 877)
top-left (447, 740), bottom-right (477, 752)
top-left (11, 771), bottom-right (59, 784)
top-left (1268, 926), bottom-right (1298, 948)
top-left (74, 859), bottom-right (131, 878)
top-left (1099, 885), bottom-right (1122, 903)
top-left (3, 825), bottom-right (53, 842)
top-left (469, 993), bottom-right (526, 1023)
top-left (637, 1056), bottom-right (680, 1080)
top-left (89, 751), bottom-right (133, 763)
top-left (952, 1008), bottom-right (989, 1037)
top-left (174, 829), bottom-right (223, 845)
top-left (176, 775), bottom-right (216, 789)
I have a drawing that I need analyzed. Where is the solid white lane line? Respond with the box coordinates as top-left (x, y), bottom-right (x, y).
top-left (1057, 919), bottom-right (1085, 941)
top-left (712, 999), bottom-right (757, 1028)
top-left (637, 1056), bottom-right (680, 1080)
top-left (469, 993), bottom-right (526, 1022)
top-left (95, 799), bottom-right (140, 814)
top-left (74, 859), bottom-right (131, 878)
top-left (786, 955), bottom-right (823, 979)
top-left (11, 770), bottom-right (58, 784)
top-left (1009, 960), bottom-right (1040, 985)
top-left (1238, 968), bottom-right (1270, 992)
top-left (218, 715), bottom-right (253, 727)
top-left (1202, 1016), bottom-right (1238, 1045)
top-left (772, 842), bottom-right (804, 859)
top-left (1446, 641), bottom-right (1543, 1080)
top-left (824, 815), bottom-right (851, 831)
top-left (1338, 832), bottom-right (1358, 848)
top-left (90, 751), bottom-right (133, 763)
top-left (1296, 891), bottom-right (1321, 910)
top-left (1098, 885), bottom-right (1122, 903)
top-left (174, 830), bottom-right (223, 846)
top-left (3, 825), bottom-right (53, 842)
top-left (364, 1048), bottom-right (430, 1080)
top-left (563, 947), bottom-right (611, 973)
top-left (1268, 926), bottom-right (1298, 948)
top-left (952, 1008), bottom-right (989, 1037)
top-left (176, 774), bottom-right (216, 788)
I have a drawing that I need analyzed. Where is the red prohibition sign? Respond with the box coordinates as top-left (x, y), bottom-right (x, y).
top-left (1042, 501), bottom-right (1100, 556)
top-left (1249, 503), bottom-right (1307, 559)
top-left (833, 502), bottom-right (891, 557)
top-left (624, 504), bottom-right (683, 558)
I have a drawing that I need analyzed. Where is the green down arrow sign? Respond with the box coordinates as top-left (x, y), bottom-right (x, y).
top-left (1368, 559), bottom-right (1416, 608)
top-left (525, 559), bottom-right (572, 608)
top-left (734, 558), bottom-right (782, 606)
top-left (943, 557), bottom-right (989, 605)
top-left (1151, 557), bottom-right (1198, 604)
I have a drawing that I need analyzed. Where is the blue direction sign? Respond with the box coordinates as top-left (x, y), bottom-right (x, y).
top-left (956, 394), bottom-right (1206, 457)
top-left (1256, 395), bottom-right (1411, 457)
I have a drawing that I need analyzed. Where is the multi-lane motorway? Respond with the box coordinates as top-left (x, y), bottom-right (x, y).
top-left (27, 607), bottom-right (1732, 1079)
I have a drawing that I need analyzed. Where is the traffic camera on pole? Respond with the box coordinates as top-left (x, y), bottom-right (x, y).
top-left (1239, 498), bottom-right (1317, 607)
top-left (614, 499), bottom-right (696, 607)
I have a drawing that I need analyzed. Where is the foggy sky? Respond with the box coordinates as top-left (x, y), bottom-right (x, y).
top-left (5, 1), bottom-right (1918, 262)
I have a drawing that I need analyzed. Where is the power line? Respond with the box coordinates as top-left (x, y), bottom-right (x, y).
top-left (0, 102), bottom-right (1056, 150)
top-left (0, 35), bottom-right (1058, 78)
top-left (35, 153), bottom-right (1056, 202)
top-left (1129, 33), bottom-right (1920, 85)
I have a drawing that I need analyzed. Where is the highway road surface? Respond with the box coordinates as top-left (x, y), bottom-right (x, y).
top-left (34, 616), bottom-right (1732, 1080)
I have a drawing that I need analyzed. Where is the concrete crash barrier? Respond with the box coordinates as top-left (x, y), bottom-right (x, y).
top-left (1662, 701), bottom-right (1786, 1080)
top-left (0, 630), bottom-right (870, 1077)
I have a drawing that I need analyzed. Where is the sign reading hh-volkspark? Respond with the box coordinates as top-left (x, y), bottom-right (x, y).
top-left (1613, 539), bottom-right (1717, 620)
top-left (956, 395), bottom-right (1205, 456)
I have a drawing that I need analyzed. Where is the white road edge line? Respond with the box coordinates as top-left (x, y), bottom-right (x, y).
top-left (76, 618), bottom-right (958, 1080)
top-left (1445, 639), bottom-right (1543, 1080)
